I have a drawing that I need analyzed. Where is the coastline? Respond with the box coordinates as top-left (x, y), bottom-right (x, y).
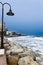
top-left (2, 36), bottom-right (43, 65)
top-left (0, 34), bottom-right (43, 65)
top-left (7, 36), bottom-right (43, 55)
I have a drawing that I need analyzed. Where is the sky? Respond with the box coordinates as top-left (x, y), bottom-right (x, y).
top-left (0, 0), bottom-right (43, 35)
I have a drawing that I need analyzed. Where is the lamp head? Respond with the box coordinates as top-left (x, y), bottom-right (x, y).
top-left (7, 9), bottom-right (14, 16)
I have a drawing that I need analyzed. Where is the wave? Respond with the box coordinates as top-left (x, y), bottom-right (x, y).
top-left (7, 36), bottom-right (43, 55)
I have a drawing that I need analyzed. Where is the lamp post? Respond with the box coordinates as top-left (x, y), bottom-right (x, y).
top-left (0, 2), bottom-right (14, 48)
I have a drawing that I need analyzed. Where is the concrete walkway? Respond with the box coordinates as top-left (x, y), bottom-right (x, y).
top-left (0, 55), bottom-right (7, 65)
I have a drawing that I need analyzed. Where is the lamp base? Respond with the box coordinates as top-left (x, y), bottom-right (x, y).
top-left (0, 49), bottom-right (5, 56)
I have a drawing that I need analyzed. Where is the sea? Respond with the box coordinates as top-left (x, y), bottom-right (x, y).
top-left (7, 36), bottom-right (43, 55)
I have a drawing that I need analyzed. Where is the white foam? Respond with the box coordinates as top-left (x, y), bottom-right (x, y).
top-left (7, 36), bottom-right (43, 55)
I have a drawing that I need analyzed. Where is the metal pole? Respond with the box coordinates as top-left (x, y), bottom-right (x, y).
top-left (1, 4), bottom-right (4, 48)
top-left (0, 2), bottom-right (14, 48)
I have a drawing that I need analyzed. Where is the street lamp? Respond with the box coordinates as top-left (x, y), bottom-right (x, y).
top-left (0, 2), bottom-right (14, 48)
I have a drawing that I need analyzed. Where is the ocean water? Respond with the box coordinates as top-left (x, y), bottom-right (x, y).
top-left (7, 36), bottom-right (43, 55)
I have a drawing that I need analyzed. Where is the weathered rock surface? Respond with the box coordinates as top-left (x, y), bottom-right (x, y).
top-left (3, 39), bottom-right (43, 65)
top-left (39, 62), bottom-right (43, 65)
top-left (4, 43), bottom-right (10, 47)
top-left (18, 50), bottom-right (36, 61)
top-left (6, 50), bottom-right (11, 55)
top-left (10, 46), bottom-right (23, 53)
top-left (7, 55), bottom-right (20, 65)
top-left (4, 43), bottom-right (10, 51)
top-left (18, 56), bottom-right (39, 65)
top-left (8, 41), bottom-right (23, 53)
top-left (36, 56), bottom-right (43, 65)
top-left (5, 41), bottom-right (24, 56)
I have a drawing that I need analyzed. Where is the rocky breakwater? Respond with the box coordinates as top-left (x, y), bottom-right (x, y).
top-left (4, 39), bottom-right (43, 65)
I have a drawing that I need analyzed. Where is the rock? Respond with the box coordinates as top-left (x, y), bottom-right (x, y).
top-left (7, 41), bottom-right (24, 54)
top-left (39, 62), bottom-right (43, 65)
top-left (36, 57), bottom-right (42, 62)
top-left (18, 50), bottom-right (36, 61)
top-left (4, 44), bottom-right (10, 47)
top-left (5, 46), bottom-right (10, 51)
top-left (18, 50), bottom-right (30, 57)
top-left (18, 56), bottom-right (39, 65)
top-left (7, 55), bottom-right (20, 65)
top-left (6, 43), bottom-right (23, 55)
top-left (10, 52), bottom-right (18, 55)
top-left (4, 43), bottom-right (10, 50)
top-left (10, 45), bottom-right (23, 53)
top-left (4, 39), bottom-right (9, 44)
top-left (31, 61), bottom-right (39, 65)
top-left (40, 55), bottom-right (43, 58)
top-left (36, 56), bottom-right (43, 65)
top-left (6, 50), bottom-right (11, 55)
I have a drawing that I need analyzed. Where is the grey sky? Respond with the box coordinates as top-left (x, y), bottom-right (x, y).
top-left (0, 0), bottom-right (43, 35)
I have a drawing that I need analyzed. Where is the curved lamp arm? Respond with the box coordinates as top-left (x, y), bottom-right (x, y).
top-left (0, 2), bottom-right (3, 5)
top-left (3, 3), bottom-right (14, 16)
top-left (3, 3), bottom-right (11, 9)
top-left (0, 2), bottom-right (14, 16)
top-left (0, 2), bottom-right (11, 9)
